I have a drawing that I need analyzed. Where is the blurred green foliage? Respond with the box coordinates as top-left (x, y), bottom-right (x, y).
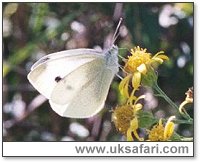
top-left (3, 2), bottom-right (193, 141)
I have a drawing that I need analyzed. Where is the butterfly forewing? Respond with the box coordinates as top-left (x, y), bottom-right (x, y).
top-left (31, 49), bottom-right (103, 70)
top-left (27, 49), bottom-right (104, 99)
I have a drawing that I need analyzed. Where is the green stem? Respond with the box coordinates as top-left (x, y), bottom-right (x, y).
top-left (174, 119), bottom-right (193, 125)
top-left (153, 82), bottom-right (193, 122)
top-left (180, 137), bottom-right (193, 141)
top-left (153, 83), bottom-right (179, 111)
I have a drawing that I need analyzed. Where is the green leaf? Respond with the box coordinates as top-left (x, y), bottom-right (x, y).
top-left (170, 132), bottom-right (182, 141)
top-left (138, 111), bottom-right (157, 128)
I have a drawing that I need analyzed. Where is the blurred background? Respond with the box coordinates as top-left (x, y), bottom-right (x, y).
top-left (3, 2), bottom-right (193, 141)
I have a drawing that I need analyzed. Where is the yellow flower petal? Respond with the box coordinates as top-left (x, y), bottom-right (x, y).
top-left (152, 58), bottom-right (164, 64)
top-left (130, 117), bottom-right (139, 130)
top-left (179, 101), bottom-right (188, 114)
top-left (129, 118), bottom-right (144, 141)
top-left (127, 92), bottom-right (137, 105)
top-left (164, 116), bottom-right (175, 140)
top-left (134, 95), bottom-right (145, 105)
top-left (159, 119), bottom-right (163, 126)
top-left (156, 54), bottom-right (169, 60)
top-left (152, 53), bottom-right (169, 64)
top-left (132, 72), bottom-right (141, 89)
top-left (119, 74), bottom-right (131, 98)
top-left (137, 63), bottom-right (147, 74)
top-left (152, 51), bottom-right (165, 58)
top-left (179, 87), bottom-right (193, 115)
top-left (133, 103), bottom-right (143, 113)
top-left (164, 122), bottom-right (174, 140)
top-left (127, 128), bottom-right (133, 141)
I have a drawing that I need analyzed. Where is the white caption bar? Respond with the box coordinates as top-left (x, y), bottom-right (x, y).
top-left (3, 142), bottom-right (193, 157)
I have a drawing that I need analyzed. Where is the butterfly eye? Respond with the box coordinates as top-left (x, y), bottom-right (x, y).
top-left (112, 45), bottom-right (118, 50)
top-left (55, 76), bottom-right (62, 82)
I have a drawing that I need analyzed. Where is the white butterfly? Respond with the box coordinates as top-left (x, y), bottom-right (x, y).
top-left (27, 19), bottom-right (122, 118)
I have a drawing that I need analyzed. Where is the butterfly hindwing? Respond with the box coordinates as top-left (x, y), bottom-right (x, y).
top-left (49, 59), bottom-right (115, 118)
top-left (50, 58), bottom-right (105, 105)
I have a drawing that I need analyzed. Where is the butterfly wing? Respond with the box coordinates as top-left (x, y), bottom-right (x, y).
top-left (30, 48), bottom-right (103, 70)
top-left (49, 59), bottom-right (116, 118)
top-left (27, 49), bottom-right (103, 99)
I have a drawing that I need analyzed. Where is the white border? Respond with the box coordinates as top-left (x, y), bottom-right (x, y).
top-left (1, 0), bottom-right (198, 161)
top-left (3, 142), bottom-right (194, 157)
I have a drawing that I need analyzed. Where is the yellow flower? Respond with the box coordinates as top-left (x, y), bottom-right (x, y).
top-left (125, 46), bottom-right (169, 73)
top-left (148, 116), bottom-right (175, 141)
top-left (112, 95), bottom-right (145, 141)
top-left (119, 46), bottom-right (168, 98)
top-left (112, 105), bottom-right (134, 135)
top-left (148, 119), bottom-right (165, 141)
top-left (124, 47), bottom-right (151, 74)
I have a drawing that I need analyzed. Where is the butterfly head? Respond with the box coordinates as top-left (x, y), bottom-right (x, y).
top-left (104, 45), bottom-right (119, 74)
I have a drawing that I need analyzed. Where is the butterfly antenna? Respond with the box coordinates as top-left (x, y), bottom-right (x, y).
top-left (112, 18), bottom-right (123, 45)
top-left (116, 73), bottom-right (123, 80)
